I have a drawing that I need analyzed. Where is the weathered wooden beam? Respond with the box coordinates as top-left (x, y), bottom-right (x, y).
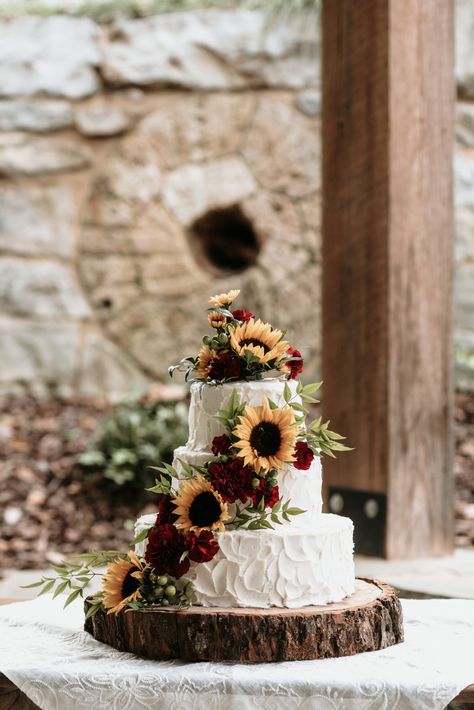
top-left (321, 0), bottom-right (454, 558)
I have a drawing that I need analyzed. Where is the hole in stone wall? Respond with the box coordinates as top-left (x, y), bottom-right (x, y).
top-left (188, 205), bottom-right (261, 275)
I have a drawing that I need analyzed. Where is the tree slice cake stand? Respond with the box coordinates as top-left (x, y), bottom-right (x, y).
top-left (84, 577), bottom-right (404, 663)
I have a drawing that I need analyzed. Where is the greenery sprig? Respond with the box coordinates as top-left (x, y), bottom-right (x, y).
top-left (216, 388), bottom-right (246, 433)
top-left (282, 380), bottom-right (352, 458)
top-left (232, 498), bottom-right (304, 531)
top-left (305, 417), bottom-right (352, 459)
top-left (22, 551), bottom-right (127, 611)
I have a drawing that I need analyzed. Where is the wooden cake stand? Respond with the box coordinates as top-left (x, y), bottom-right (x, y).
top-left (84, 577), bottom-right (404, 663)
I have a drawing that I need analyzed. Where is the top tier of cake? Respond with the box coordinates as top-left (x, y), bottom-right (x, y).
top-left (187, 378), bottom-right (301, 453)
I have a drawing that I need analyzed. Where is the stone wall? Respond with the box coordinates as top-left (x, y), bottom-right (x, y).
top-left (0, 5), bottom-right (473, 398)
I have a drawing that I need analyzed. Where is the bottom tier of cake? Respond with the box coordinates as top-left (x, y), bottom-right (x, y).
top-left (135, 513), bottom-right (355, 609)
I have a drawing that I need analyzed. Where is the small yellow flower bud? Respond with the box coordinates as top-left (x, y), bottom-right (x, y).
top-left (208, 310), bottom-right (227, 329)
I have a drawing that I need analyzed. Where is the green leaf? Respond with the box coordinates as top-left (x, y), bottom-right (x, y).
top-left (283, 382), bottom-right (292, 403)
top-left (131, 528), bottom-right (151, 545)
top-left (285, 507), bottom-right (305, 516)
top-left (21, 579), bottom-right (45, 589)
top-left (85, 601), bottom-right (103, 620)
top-left (309, 417), bottom-right (322, 432)
top-left (38, 580), bottom-right (55, 596)
top-left (228, 388), bottom-right (239, 414)
top-left (326, 431), bottom-right (346, 441)
top-left (302, 382), bottom-right (322, 394)
top-left (64, 588), bottom-right (82, 608)
top-left (178, 459), bottom-right (194, 476)
top-left (52, 580), bottom-right (69, 598)
top-left (191, 465), bottom-right (209, 475)
top-left (300, 393), bottom-right (320, 404)
top-left (327, 442), bottom-right (353, 452)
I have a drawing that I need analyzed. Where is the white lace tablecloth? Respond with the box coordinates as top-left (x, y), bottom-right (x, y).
top-left (0, 596), bottom-right (473, 710)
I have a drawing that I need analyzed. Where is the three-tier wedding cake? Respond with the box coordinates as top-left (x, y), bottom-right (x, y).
top-left (133, 289), bottom-right (355, 610)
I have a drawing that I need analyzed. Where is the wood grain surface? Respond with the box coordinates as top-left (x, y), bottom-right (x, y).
top-left (321, 0), bottom-right (454, 558)
top-left (84, 578), bottom-right (404, 662)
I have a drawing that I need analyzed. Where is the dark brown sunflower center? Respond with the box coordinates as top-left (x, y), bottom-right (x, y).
top-left (121, 568), bottom-right (141, 599)
top-left (239, 337), bottom-right (270, 354)
top-left (250, 422), bottom-right (282, 457)
top-left (189, 491), bottom-right (222, 527)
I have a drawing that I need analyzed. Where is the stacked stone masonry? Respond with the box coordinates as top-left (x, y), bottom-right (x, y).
top-left (0, 5), bottom-right (472, 397)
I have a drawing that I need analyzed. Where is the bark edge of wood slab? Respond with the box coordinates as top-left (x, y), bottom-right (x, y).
top-left (84, 577), bottom-right (404, 663)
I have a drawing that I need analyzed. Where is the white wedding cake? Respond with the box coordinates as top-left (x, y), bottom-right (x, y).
top-left (134, 290), bottom-right (355, 610)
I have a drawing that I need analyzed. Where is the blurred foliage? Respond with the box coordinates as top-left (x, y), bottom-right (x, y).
top-left (0, 0), bottom-right (321, 21)
top-left (77, 398), bottom-right (188, 494)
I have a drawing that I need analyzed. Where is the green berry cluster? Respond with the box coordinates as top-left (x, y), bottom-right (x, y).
top-left (140, 571), bottom-right (194, 608)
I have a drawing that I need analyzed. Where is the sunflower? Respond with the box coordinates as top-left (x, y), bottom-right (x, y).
top-left (229, 318), bottom-right (289, 365)
top-left (196, 344), bottom-right (217, 378)
top-left (102, 551), bottom-right (145, 615)
top-left (208, 310), bottom-right (227, 328)
top-left (233, 398), bottom-right (298, 472)
top-left (172, 476), bottom-right (229, 533)
top-left (209, 289), bottom-right (240, 308)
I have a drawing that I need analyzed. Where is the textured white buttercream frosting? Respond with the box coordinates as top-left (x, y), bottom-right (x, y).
top-left (172, 445), bottom-right (323, 527)
top-left (186, 379), bottom-right (300, 452)
top-left (135, 513), bottom-right (355, 608)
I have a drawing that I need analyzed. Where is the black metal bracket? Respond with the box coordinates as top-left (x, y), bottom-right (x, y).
top-left (328, 486), bottom-right (387, 557)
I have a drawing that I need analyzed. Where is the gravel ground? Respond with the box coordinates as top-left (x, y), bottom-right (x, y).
top-left (1, 392), bottom-right (473, 573)
top-left (0, 395), bottom-right (158, 571)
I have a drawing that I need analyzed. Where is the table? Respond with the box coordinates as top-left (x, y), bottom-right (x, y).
top-left (1, 596), bottom-right (474, 710)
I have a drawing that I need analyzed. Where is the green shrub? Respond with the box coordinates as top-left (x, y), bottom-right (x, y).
top-left (77, 399), bottom-right (188, 494)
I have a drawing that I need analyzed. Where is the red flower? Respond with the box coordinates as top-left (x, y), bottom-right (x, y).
top-left (209, 351), bottom-right (242, 381)
top-left (186, 530), bottom-right (220, 563)
top-left (145, 523), bottom-right (190, 578)
top-left (251, 479), bottom-right (280, 509)
top-left (232, 308), bottom-right (253, 322)
top-left (211, 434), bottom-right (232, 456)
top-left (155, 494), bottom-right (178, 526)
top-left (293, 441), bottom-right (314, 470)
top-left (286, 346), bottom-right (303, 379)
top-left (208, 458), bottom-right (254, 503)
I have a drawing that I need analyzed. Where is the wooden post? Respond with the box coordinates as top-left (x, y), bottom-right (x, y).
top-left (321, 0), bottom-right (454, 558)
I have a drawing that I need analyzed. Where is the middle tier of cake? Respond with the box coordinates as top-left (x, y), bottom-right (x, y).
top-left (135, 512), bottom-right (355, 608)
top-left (172, 445), bottom-right (323, 528)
